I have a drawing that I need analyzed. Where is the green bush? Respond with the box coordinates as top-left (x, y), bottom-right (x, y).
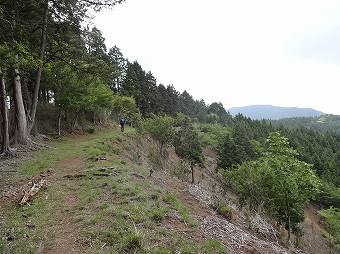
top-left (142, 114), bottom-right (174, 155)
top-left (88, 127), bottom-right (95, 134)
top-left (216, 204), bottom-right (232, 221)
top-left (147, 149), bottom-right (165, 176)
top-left (315, 181), bottom-right (340, 208)
top-left (320, 207), bottom-right (340, 251)
top-left (198, 124), bottom-right (230, 147)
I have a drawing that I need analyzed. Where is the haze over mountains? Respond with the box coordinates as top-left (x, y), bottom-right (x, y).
top-left (228, 105), bottom-right (325, 120)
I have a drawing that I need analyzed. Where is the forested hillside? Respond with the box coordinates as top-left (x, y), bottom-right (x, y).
top-left (273, 114), bottom-right (340, 134)
top-left (1, 0), bottom-right (340, 253)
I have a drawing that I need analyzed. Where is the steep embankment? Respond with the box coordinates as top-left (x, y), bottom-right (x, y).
top-left (0, 127), bottom-right (329, 253)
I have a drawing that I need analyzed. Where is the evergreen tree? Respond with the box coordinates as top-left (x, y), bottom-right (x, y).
top-left (217, 133), bottom-right (236, 169)
top-left (165, 85), bottom-right (179, 116)
top-left (121, 61), bottom-right (156, 116)
top-left (194, 99), bottom-right (207, 123)
top-left (226, 132), bottom-right (320, 241)
top-left (142, 114), bottom-right (174, 156)
top-left (173, 125), bottom-right (204, 183)
top-left (145, 71), bottom-right (158, 114)
top-left (179, 90), bottom-right (195, 117)
top-left (155, 84), bottom-right (167, 114)
top-left (208, 102), bottom-right (231, 125)
top-left (108, 45), bottom-right (127, 92)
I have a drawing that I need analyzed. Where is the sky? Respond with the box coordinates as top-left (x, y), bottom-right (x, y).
top-left (93, 0), bottom-right (340, 115)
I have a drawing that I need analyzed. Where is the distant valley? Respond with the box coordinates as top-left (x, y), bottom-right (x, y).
top-left (227, 105), bottom-right (325, 120)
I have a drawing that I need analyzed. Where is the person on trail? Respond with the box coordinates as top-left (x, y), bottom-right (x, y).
top-left (119, 117), bottom-right (126, 132)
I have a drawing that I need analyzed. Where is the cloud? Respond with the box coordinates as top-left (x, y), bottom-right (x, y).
top-left (286, 19), bottom-right (340, 64)
top-left (93, 0), bottom-right (340, 115)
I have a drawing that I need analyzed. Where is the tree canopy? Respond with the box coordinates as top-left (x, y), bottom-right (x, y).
top-left (225, 132), bottom-right (320, 240)
top-left (173, 124), bottom-right (204, 184)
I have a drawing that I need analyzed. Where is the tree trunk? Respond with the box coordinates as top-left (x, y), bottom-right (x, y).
top-left (71, 113), bottom-right (78, 132)
top-left (0, 69), bottom-right (10, 153)
top-left (160, 142), bottom-right (164, 157)
top-left (28, 0), bottom-right (49, 134)
top-left (287, 215), bottom-right (291, 242)
top-left (58, 112), bottom-right (61, 137)
top-left (14, 68), bottom-right (28, 145)
top-left (22, 80), bottom-right (39, 137)
top-left (191, 162), bottom-right (195, 184)
top-left (11, 11), bottom-right (28, 145)
top-left (285, 190), bottom-right (291, 242)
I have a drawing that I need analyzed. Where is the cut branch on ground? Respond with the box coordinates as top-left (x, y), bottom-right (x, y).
top-left (19, 179), bottom-right (47, 205)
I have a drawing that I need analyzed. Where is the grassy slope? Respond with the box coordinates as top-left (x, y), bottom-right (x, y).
top-left (0, 127), bottom-right (227, 254)
top-left (0, 125), bottom-right (332, 254)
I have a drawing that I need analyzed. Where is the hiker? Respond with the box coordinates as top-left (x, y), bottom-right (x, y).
top-left (119, 117), bottom-right (126, 132)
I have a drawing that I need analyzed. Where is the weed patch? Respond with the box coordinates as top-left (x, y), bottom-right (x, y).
top-left (123, 232), bottom-right (143, 252)
top-left (202, 238), bottom-right (228, 253)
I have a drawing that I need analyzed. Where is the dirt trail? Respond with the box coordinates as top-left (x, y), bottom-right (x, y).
top-left (40, 155), bottom-right (85, 254)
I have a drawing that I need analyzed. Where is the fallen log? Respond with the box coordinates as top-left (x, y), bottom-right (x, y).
top-left (63, 174), bottom-right (87, 179)
top-left (19, 179), bottom-right (47, 205)
top-left (0, 170), bottom-right (17, 173)
top-left (93, 156), bottom-right (107, 162)
top-left (84, 166), bottom-right (115, 172)
top-left (93, 173), bottom-right (113, 177)
top-left (130, 172), bottom-right (145, 179)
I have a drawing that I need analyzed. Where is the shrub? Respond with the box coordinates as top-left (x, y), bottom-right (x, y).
top-left (142, 114), bottom-right (174, 155)
top-left (217, 204), bottom-right (232, 221)
top-left (88, 127), bottom-right (95, 134)
top-left (320, 207), bottom-right (340, 251)
top-left (147, 149), bottom-right (165, 176)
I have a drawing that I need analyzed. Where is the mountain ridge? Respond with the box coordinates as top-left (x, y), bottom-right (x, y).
top-left (227, 105), bottom-right (325, 120)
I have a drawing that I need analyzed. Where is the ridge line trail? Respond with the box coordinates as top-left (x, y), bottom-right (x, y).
top-left (0, 128), bottom-right (330, 254)
top-left (41, 154), bottom-right (87, 254)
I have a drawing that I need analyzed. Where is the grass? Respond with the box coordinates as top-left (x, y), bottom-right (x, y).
top-left (0, 127), bottom-right (227, 253)
top-left (163, 194), bottom-right (197, 227)
top-left (18, 139), bottom-right (75, 177)
top-left (0, 187), bottom-right (59, 253)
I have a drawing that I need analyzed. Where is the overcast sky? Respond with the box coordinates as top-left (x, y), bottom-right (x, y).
top-left (93, 0), bottom-right (340, 115)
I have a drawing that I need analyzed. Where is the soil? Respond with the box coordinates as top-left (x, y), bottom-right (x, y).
top-left (41, 156), bottom-right (85, 254)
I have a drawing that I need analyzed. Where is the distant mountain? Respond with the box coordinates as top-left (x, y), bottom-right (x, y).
top-left (227, 105), bottom-right (325, 120)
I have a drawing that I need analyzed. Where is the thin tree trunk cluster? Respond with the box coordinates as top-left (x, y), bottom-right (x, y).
top-left (0, 0), bottom-right (49, 154)
top-left (14, 68), bottom-right (28, 145)
top-left (0, 0), bottom-right (125, 154)
top-left (0, 69), bottom-right (10, 154)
